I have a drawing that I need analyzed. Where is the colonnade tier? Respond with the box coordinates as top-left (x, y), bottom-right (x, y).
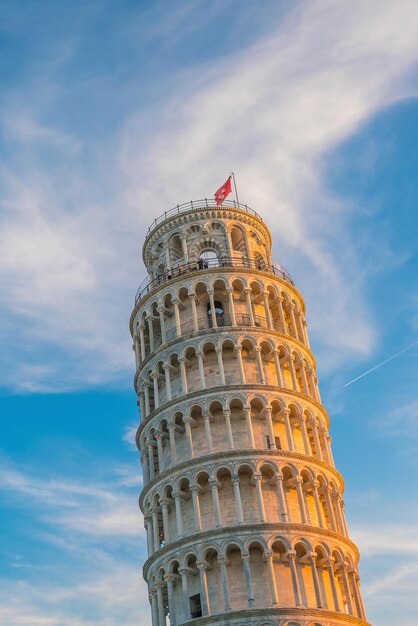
top-left (131, 203), bottom-right (368, 626)
top-left (134, 332), bottom-right (320, 423)
top-left (137, 389), bottom-right (333, 484)
top-left (141, 452), bottom-right (348, 557)
top-left (145, 526), bottom-right (366, 624)
top-left (130, 269), bottom-right (309, 365)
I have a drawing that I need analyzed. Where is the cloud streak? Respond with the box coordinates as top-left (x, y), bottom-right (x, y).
top-left (343, 339), bottom-right (418, 387)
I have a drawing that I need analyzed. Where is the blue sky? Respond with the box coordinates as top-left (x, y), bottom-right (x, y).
top-left (1, 1), bottom-right (418, 624)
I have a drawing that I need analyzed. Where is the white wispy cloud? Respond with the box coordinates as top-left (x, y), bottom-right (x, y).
top-left (0, 0), bottom-right (417, 393)
top-left (0, 461), bottom-right (143, 538)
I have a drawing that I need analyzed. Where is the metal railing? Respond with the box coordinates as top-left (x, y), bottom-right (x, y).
top-left (135, 256), bottom-right (294, 305)
top-left (144, 313), bottom-right (298, 352)
top-left (145, 198), bottom-right (262, 237)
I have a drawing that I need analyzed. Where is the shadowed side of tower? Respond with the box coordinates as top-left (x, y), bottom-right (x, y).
top-left (130, 199), bottom-right (370, 626)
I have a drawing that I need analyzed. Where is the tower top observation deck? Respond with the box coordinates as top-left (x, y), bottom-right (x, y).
top-left (135, 199), bottom-right (293, 307)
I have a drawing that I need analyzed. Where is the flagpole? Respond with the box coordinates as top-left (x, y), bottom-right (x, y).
top-left (231, 171), bottom-right (240, 207)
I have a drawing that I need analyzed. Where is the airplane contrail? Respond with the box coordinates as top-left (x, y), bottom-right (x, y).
top-left (343, 339), bottom-right (418, 388)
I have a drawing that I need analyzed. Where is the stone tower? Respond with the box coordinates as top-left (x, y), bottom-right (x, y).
top-left (130, 199), bottom-right (369, 626)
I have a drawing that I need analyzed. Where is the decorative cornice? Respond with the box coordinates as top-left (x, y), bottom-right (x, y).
top-left (175, 607), bottom-right (370, 626)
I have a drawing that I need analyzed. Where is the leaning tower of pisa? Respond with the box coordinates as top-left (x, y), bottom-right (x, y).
top-left (130, 199), bottom-right (369, 626)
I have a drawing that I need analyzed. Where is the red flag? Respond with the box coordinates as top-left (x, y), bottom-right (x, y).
top-left (214, 176), bottom-right (232, 205)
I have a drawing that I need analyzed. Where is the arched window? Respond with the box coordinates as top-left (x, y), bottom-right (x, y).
top-left (199, 249), bottom-right (218, 269)
top-left (207, 299), bottom-right (224, 326)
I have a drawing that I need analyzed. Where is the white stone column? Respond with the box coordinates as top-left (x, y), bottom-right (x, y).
top-left (190, 485), bottom-right (202, 531)
top-left (302, 319), bottom-right (310, 347)
top-left (197, 562), bottom-right (210, 616)
top-left (262, 292), bottom-right (274, 330)
top-left (340, 563), bottom-right (354, 614)
top-left (226, 288), bottom-right (236, 325)
top-left (334, 494), bottom-right (347, 537)
top-left (155, 432), bottom-right (164, 472)
top-left (300, 415), bottom-right (311, 455)
top-left (265, 550), bottom-right (279, 605)
top-left (189, 294), bottom-right (199, 332)
top-left (147, 443), bottom-right (155, 479)
top-left (218, 557), bottom-right (231, 612)
top-left (172, 299), bottom-right (181, 337)
top-left (311, 419), bottom-right (323, 460)
top-left (151, 373), bottom-right (159, 409)
top-left (244, 288), bottom-right (255, 325)
top-left (296, 309), bottom-right (305, 343)
top-left (179, 569), bottom-right (190, 620)
top-left (216, 347), bottom-right (226, 385)
top-left (157, 584), bottom-right (166, 626)
top-left (289, 303), bottom-right (298, 337)
top-left (141, 452), bottom-right (150, 484)
top-left (265, 407), bottom-right (276, 448)
top-left (273, 349), bottom-right (284, 386)
top-left (210, 479), bottom-right (222, 527)
top-left (312, 480), bottom-right (324, 527)
top-left (139, 392), bottom-right (145, 423)
top-left (183, 416), bottom-right (194, 457)
top-left (283, 409), bottom-right (295, 451)
top-left (327, 558), bottom-right (341, 612)
top-left (232, 475), bottom-right (244, 524)
top-left (326, 434), bottom-right (336, 466)
top-left (181, 235), bottom-right (189, 262)
top-left (152, 508), bottom-right (160, 552)
top-left (145, 515), bottom-right (153, 556)
top-left (173, 492), bottom-right (183, 538)
top-left (163, 364), bottom-right (172, 402)
top-left (179, 357), bottom-right (188, 394)
top-left (147, 316), bottom-right (155, 352)
top-left (165, 574), bottom-right (177, 625)
top-left (276, 473), bottom-right (289, 522)
top-left (354, 572), bottom-right (366, 619)
top-left (277, 296), bottom-right (287, 333)
top-left (158, 308), bottom-right (166, 344)
top-left (160, 498), bottom-right (170, 544)
top-left (168, 424), bottom-right (177, 465)
top-left (203, 413), bottom-right (213, 453)
top-left (208, 290), bottom-right (218, 328)
top-left (287, 551), bottom-right (303, 607)
top-left (254, 473), bottom-right (266, 522)
top-left (225, 226), bottom-right (233, 257)
top-left (242, 553), bottom-right (255, 607)
top-left (133, 337), bottom-right (140, 368)
top-left (139, 325), bottom-right (146, 360)
top-left (255, 346), bottom-right (266, 384)
top-left (295, 477), bottom-right (308, 524)
top-left (223, 409), bottom-right (234, 449)
top-left (235, 346), bottom-right (246, 383)
top-left (289, 355), bottom-right (298, 391)
top-left (301, 362), bottom-right (310, 396)
top-left (150, 588), bottom-right (159, 626)
top-left (309, 553), bottom-right (323, 608)
top-left (196, 351), bottom-right (206, 389)
top-left (324, 487), bottom-right (337, 531)
top-left (143, 382), bottom-right (151, 416)
top-left (244, 406), bottom-right (255, 448)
